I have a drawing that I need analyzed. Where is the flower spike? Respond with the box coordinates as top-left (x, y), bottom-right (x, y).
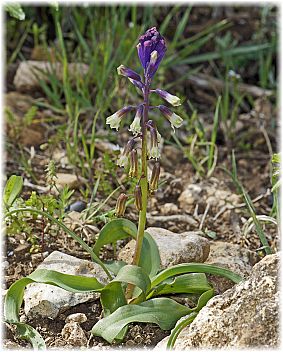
top-left (137, 27), bottom-right (166, 78)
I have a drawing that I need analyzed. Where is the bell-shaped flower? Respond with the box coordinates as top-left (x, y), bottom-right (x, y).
top-left (137, 27), bottom-right (166, 78)
top-left (129, 105), bottom-right (143, 135)
top-left (149, 162), bottom-right (160, 192)
top-left (147, 120), bottom-right (160, 160)
top-left (116, 139), bottom-right (135, 168)
top-left (158, 105), bottom-right (183, 131)
top-left (115, 193), bottom-right (128, 217)
top-left (129, 149), bottom-right (139, 178)
top-left (154, 89), bottom-right (181, 106)
top-left (117, 154), bottom-right (128, 168)
top-left (134, 185), bottom-right (142, 211)
top-left (106, 106), bottom-right (135, 131)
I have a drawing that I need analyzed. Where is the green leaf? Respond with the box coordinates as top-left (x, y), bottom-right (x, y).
top-left (16, 323), bottom-right (46, 349)
top-left (4, 278), bottom-right (33, 323)
top-left (3, 175), bottom-right (23, 207)
top-left (167, 312), bottom-right (198, 349)
top-left (193, 288), bottom-right (214, 312)
top-left (167, 289), bottom-right (214, 349)
top-left (4, 277), bottom-right (45, 349)
top-left (93, 218), bottom-right (137, 255)
top-left (4, 269), bottom-right (106, 348)
top-left (92, 298), bottom-right (191, 343)
top-left (100, 264), bottom-right (151, 318)
top-left (112, 265), bottom-right (151, 296)
top-left (147, 273), bottom-right (211, 299)
top-left (5, 4), bottom-right (25, 20)
top-left (139, 232), bottom-right (161, 278)
top-left (100, 282), bottom-right (127, 316)
top-left (104, 260), bottom-right (127, 275)
top-left (150, 263), bottom-right (242, 292)
top-left (28, 269), bottom-right (105, 292)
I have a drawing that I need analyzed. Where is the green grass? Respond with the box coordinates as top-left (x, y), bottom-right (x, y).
top-left (6, 5), bottom-right (277, 190)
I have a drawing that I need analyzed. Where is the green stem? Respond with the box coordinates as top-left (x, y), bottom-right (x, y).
top-left (132, 82), bottom-right (149, 267)
top-left (5, 208), bottom-right (113, 280)
top-left (126, 80), bottom-right (150, 299)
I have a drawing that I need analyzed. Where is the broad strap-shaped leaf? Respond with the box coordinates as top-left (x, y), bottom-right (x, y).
top-left (4, 277), bottom-right (34, 323)
top-left (113, 265), bottom-right (151, 295)
top-left (28, 269), bottom-right (105, 292)
top-left (91, 297), bottom-right (191, 343)
top-left (93, 218), bottom-right (137, 255)
top-left (100, 282), bottom-right (127, 317)
top-left (4, 269), bottom-right (106, 348)
top-left (147, 273), bottom-right (211, 299)
top-left (4, 277), bottom-right (45, 349)
top-left (100, 265), bottom-right (151, 316)
top-left (16, 323), bottom-right (46, 349)
top-left (3, 175), bottom-right (23, 207)
top-left (150, 263), bottom-right (243, 292)
top-left (139, 232), bottom-right (161, 278)
top-left (104, 260), bottom-right (127, 275)
top-left (193, 288), bottom-right (214, 312)
top-left (167, 289), bottom-right (215, 349)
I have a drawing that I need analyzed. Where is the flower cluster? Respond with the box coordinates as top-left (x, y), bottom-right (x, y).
top-left (106, 27), bottom-right (183, 216)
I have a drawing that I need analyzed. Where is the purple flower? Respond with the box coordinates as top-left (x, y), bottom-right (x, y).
top-left (137, 27), bottom-right (166, 78)
top-left (117, 65), bottom-right (142, 82)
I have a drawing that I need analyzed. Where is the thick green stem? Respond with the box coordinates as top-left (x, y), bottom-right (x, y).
top-left (126, 81), bottom-right (150, 299)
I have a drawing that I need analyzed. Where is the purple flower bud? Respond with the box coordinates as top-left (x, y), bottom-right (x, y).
top-left (134, 185), bottom-right (142, 211)
top-left (150, 162), bottom-right (160, 192)
top-left (115, 193), bottom-right (128, 217)
top-left (117, 65), bottom-right (142, 82)
top-left (137, 27), bottom-right (166, 78)
top-left (106, 106), bottom-right (135, 130)
top-left (154, 89), bottom-right (181, 107)
top-left (129, 149), bottom-right (139, 178)
top-left (129, 78), bottom-right (144, 90)
top-left (158, 105), bottom-right (183, 131)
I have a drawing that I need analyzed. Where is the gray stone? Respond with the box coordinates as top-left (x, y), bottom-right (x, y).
top-left (24, 251), bottom-right (108, 319)
top-left (61, 322), bottom-right (88, 347)
top-left (117, 227), bottom-right (210, 268)
top-left (55, 173), bottom-right (80, 190)
top-left (156, 253), bottom-right (279, 349)
top-left (14, 61), bottom-right (89, 92)
top-left (66, 313), bottom-right (87, 324)
top-left (206, 241), bottom-right (260, 293)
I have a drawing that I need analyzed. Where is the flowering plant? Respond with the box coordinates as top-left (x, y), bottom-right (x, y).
top-left (4, 28), bottom-right (242, 349)
top-left (107, 29), bottom-right (184, 296)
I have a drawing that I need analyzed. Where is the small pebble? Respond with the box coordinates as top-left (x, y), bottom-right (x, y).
top-left (65, 313), bottom-right (87, 324)
top-left (65, 201), bottom-right (87, 213)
